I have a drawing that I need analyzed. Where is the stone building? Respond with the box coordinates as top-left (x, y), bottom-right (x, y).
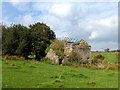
top-left (46, 39), bottom-right (91, 64)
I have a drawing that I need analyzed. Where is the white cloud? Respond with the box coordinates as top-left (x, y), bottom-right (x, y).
top-left (32, 2), bottom-right (72, 18)
top-left (89, 16), bottom-right (118, 28)
top-left (49, 3), bottom-right (72, 17)
top-left (13, 14), bottom-right (34, 26)
top-left (83, 16), bottom-right (118, 41)
top-left (33, 14), bottom-right (72, 38)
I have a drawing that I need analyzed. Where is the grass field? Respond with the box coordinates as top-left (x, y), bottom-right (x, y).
top-left (91, 52), bottom-right (118, 63)
top-left (2, 52), bottom-right (118, 88)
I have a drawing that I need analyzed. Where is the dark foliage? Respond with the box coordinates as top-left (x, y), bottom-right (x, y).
top-left (30, 22), bottom-right (56, 60)
top-left (2, 22), bottom-right (56, 60)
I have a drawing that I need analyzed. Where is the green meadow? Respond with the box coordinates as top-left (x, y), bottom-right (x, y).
top-left (2, 52), bottom-right (118, 88)
top-left (91, 52), bottom-right (118, 63)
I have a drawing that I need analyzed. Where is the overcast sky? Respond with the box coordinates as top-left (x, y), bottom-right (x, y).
top-left (1, 0), bottom-right (119, 51)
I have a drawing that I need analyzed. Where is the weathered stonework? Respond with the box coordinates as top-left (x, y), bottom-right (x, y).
top-left (46, 49), bottom-right (59, 64)
top-left (64, 39), bottom-right (91, 64)
top-left (46, 39), bottom-right (91, 64)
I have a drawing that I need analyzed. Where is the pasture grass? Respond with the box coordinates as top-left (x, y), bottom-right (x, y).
top-left (2, 59), bottom-right (118, 88)
top-left (92, 52), bottom-right (118, 63)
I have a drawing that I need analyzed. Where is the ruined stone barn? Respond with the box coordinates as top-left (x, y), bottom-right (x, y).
top-left (46, 39), bottom-right (91, 64)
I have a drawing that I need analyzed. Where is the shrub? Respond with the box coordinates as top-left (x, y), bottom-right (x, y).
top-left (95, 54), bottom-right (104, 60)
top-left (92, 54), bottom-right (105, 64)
top-left (47, 39), bottom-right (65, 58)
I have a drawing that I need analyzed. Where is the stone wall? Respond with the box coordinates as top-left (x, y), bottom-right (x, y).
top-left (73, 45), bottom-right (91, 63)
top-left (46, 49), bottom-right (59, 64)
top-left (64, 43), bottom-right (73, 57)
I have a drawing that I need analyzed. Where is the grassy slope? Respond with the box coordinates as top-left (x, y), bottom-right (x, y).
top-left (92, 52), bottom-right (118, 63)
top-left (2, 59), bottom-right (118, 88)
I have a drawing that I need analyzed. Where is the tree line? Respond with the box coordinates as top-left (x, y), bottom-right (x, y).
top-left (2, 22), bottom-right (56, 60)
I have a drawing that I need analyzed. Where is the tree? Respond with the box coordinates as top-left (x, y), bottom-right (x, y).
top-left (2, 24), bottom-right (32, 59)
top-left (15, 24), bottom-right (32, 59)
top-left (2, 24), bottom-right (18, 55)
top-left (2, 22), bottom-right (56, 60)
top-left (30, 22), bottom-right (56, 60)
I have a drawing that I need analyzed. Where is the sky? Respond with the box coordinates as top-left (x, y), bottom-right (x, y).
top-left (1, 0), bottom-right (119, 51)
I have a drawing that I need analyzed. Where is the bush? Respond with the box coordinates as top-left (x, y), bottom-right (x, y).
top-left (47, 39), bottom-right (65, 58)
top-left (95, 54), bottom-right (104, 60)
top-left (92, 54), bottom-right (105, 64)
